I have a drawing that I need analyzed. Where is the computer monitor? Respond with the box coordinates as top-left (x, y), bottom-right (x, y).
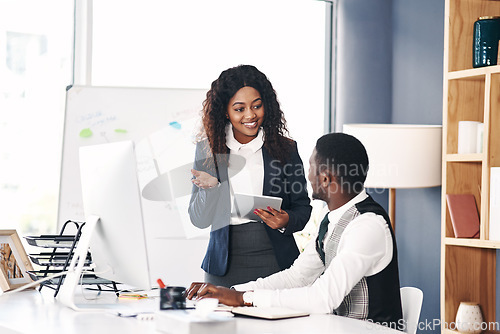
top-left (57, 140), bottom-right (151, 310)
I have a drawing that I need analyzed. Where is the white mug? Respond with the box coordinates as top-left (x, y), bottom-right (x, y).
top-left (476, 123), bottom-right (484, 153)
top-left (458, 121), bottom-right (481, 154)
top-left (455, 302), bottom-right (484, 334)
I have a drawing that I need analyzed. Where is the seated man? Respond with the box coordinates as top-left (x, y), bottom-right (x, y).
top-left (187, 133), bottom-right (403, 329)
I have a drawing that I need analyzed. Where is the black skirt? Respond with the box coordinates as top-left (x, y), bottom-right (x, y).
top-left (204, 222), bottom-right (280, 287)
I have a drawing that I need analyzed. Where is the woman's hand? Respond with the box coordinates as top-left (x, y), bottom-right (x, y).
top-left (254, 207), bottom-right (289, 230)
top-left (191, 169), bottom-right (219, 189)
top-left (186, 282), bottom-right (245, 306)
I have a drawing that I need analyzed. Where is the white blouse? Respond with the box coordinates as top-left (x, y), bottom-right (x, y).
top-left (225, 125), bottom-right (264, 225)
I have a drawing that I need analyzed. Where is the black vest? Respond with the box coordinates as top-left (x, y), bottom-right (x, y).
top-left (322, 195), bottom-right (403, 329)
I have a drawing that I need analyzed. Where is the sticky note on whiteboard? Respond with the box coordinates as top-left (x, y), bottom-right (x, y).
top-left (169, 121), bottom-right (181, 129)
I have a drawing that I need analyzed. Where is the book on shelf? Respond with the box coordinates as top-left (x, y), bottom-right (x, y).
top-left (489, 168), bottom-right (500, 241)
top-left (446, 194), bottom-right (480, 238)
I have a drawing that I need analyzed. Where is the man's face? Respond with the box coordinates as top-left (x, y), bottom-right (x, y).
top-left (308, 149), bottom-right (327, 201)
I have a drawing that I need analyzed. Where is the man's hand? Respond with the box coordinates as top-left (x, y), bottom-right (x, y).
top-left (191, 169), bottom-right (219, 189)
top-left (254, 206), bottom-right (289, 230)
top-left (186, 282), bottom-right (245, 307)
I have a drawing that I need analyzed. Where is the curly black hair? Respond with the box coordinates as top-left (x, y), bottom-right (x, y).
top-left (197, 64), bottom-right (294, 164)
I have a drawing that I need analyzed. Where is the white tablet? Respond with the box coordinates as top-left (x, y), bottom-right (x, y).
top-left (233, 193), bottom-right (283, 221)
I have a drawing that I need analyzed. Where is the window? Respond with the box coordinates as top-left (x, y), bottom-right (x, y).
top-left (91, 0), bottom-right (326, 166)
top-left (1, 0), bottom-right (327, 238)
top-left (0, 0), bottom-right (74, 235)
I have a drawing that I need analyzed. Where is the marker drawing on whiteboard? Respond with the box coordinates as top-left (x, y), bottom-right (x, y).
top-left (100, 132), bottom-right (110, 142)
top-left (114, 128), bottom-right (128, 134)
top-left (79, 128), bottom-right (93, 138)
top-left (169, 121), bottom-right (181, 130)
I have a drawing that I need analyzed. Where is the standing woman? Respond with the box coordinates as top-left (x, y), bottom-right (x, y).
top-left (189, 65), bottom-right (311, 287)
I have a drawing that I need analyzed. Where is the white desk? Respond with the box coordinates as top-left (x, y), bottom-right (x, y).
top-left (0, 289), bottom-right (402, 334)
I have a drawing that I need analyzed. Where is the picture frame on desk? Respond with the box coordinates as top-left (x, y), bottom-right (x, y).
top-left (0, 230), bottom-right (34, 292)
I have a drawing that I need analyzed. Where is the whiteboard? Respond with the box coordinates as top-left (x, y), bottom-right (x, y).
top-left (58, 85), bottom-right (210, 285)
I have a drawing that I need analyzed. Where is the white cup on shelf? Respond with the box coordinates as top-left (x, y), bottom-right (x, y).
top-left (476, 122), bottom-right (484, 153)
top-left (458, 121), bottom-right (481, 154)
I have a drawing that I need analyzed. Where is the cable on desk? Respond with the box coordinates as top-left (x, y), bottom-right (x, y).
top-left (116, 312), bottom-right (155, 320)
top-left (0, 270), bottom-right (69, 296)
top-left (79, 266), bottom-right (114, 301)
top-left (0, 267), bottom-right (111, 297)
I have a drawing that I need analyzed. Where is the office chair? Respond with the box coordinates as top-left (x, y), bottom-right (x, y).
top-left (400, 287), bottom-right (423, 334)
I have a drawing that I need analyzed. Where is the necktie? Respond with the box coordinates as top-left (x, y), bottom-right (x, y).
top-left (315, 213), bottom-right (330, 264)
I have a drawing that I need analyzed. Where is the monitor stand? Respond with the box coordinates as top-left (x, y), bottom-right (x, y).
top-left (56, 215), bottom-right (103, 311)
top-left (56, 215), bottom-right (156, 314)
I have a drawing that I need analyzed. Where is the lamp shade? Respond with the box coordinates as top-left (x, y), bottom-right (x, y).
top-left (343, 124), bottom-right (442, 189)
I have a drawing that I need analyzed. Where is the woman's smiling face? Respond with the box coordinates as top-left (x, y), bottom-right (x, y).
top-left (226, 86), bottom-right (264, 144)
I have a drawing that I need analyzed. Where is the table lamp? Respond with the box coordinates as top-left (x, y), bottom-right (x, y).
top-left (343, 124), bottom-right (442, 231)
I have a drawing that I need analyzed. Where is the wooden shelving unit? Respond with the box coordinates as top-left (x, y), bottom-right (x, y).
top-left (441, 0), bottom-right (500, 332)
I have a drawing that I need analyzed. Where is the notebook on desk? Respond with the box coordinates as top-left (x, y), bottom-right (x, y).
top-left (231, 306), bottom-right (309, 320)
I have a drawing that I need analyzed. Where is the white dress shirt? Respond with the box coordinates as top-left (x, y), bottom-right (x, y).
top-left (233, 190), bottom-right (394, 313)
top-left (225, 125), bottom-right (264, 225)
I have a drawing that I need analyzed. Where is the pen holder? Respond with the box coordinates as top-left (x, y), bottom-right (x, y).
top-left (160, 286), bottom-right (187, 310)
